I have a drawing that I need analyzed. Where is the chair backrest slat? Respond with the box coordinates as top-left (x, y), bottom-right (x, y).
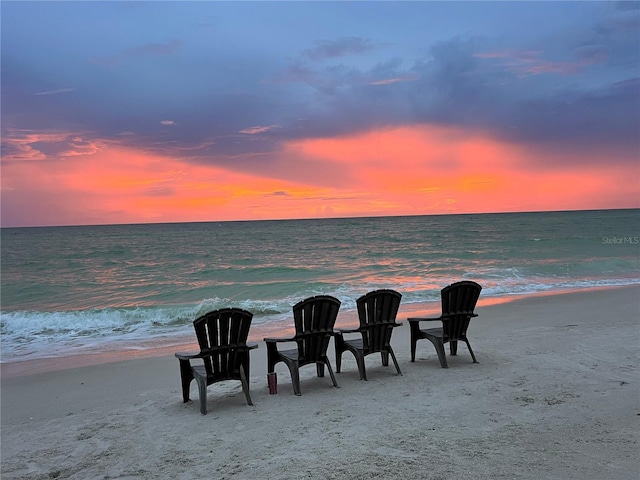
top-left (292, 295), bottom-right (341, 364)
top-left (356, 289), bottom-right (402, 353)
top-left (440, 281), bottom-right (481, 341)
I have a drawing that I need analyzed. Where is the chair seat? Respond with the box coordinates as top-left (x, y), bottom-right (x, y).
top-left (192, 364), bottom-right (207, 378)
top-left (341, 337), bottom-right (364, 350)
top-left (192, 364), bottom-right (241, 382)
top-left (420, 327), bottom-right (444, 337)
top-left (277, 348), bottom-right (300, 362)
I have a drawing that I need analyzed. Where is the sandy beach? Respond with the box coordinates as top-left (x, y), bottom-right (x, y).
top-left (1, 286), bottom-right (638, 479)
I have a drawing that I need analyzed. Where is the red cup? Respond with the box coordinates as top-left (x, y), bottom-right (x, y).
top-left (267, 372), bottom-right (277, 394)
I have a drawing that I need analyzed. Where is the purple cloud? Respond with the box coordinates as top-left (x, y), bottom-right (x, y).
top-left (303, 37), bottom-right (377, 62)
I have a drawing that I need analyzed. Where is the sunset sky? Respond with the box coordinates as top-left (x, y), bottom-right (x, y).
top-left (2, 1), bottom-right (639, 227)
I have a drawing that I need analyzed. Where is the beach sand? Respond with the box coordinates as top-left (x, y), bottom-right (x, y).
top-left (1, 286), bottom-right (638, 479)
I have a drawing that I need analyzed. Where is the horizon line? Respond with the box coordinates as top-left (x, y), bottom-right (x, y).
top-left (2, 207), bottom-right (638, 230)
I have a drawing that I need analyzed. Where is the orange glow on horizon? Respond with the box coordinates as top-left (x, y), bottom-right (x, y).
top-left (1, 124), bottom-right (637, 227)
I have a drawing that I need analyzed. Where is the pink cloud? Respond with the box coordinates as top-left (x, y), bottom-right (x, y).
top-left (239, 125), bottom-right (279, 135)
top-left (369, 75), bottom-right (418, 86)
top-left (475, 47), bottom-right (606, 77)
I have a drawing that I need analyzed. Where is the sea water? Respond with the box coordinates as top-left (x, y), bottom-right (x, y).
top-left (1, 209), bottom-right (638, 362)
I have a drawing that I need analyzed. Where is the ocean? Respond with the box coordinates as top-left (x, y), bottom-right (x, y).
top-left (1, 209), bottom-right (638, 364)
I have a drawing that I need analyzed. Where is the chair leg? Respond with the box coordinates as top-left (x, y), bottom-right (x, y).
top-left (381, 351), bottom-right (389, 366)
top-left (427, 337), bottom-right (448, 368)
top-left (335, 351), bottom-right (342, 373)
top-left (450, 340), bottom-right (458, 356)
top-left (335, 336), bottom-right (344, 373)
top-left (195, 376), bottom-right (208, 415)
top-left (324, 360), bottom-right (339, 389)
top-left (316, 363), bottom-right (325, 377)
top-left (290, 364), bottom-right (302, 396)
top-left (178, 359), bottom-right (193, 403)
top-left (409, 322), bottom-right (419, 362)
top-left (386, 347), bottom-right (402, 376)
top-left (355, 352), bottom-right (367, 381)
top-left (465, 339), bottom-right (478, 363)
top-left (266, 343), bottom-right (278, 374)
top-left (239, 364), bottom-right (253, 405)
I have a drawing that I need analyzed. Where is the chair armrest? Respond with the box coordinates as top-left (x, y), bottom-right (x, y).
top-left (407, 316), bottom-right (442, 322)
top-left (264, 336), bottom-right (296, 343)
top-left (335, 328), bottom-right (360, 335)
top-left (440, 313), bottom-right (478, 320)
top-left (175, 351), bottom-right (201, 360)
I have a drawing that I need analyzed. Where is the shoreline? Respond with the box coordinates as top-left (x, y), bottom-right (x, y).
top-left (1, 285), bottom-right (638, 479)
top-left (0, 284), bottom-right (634, 379)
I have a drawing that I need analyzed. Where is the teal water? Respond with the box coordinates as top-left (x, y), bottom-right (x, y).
top-left (1, 209), bottom-right (638, 362)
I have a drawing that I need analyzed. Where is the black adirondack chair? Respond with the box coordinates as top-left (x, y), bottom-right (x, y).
top-left (408, 281), bottom-right (482, 368)
top-left (264, 295), bottom-right (341, 396)
top-left (335, 289), bottom-right (403, 380)
top-left (175, 308), bottom-right (258, 414)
